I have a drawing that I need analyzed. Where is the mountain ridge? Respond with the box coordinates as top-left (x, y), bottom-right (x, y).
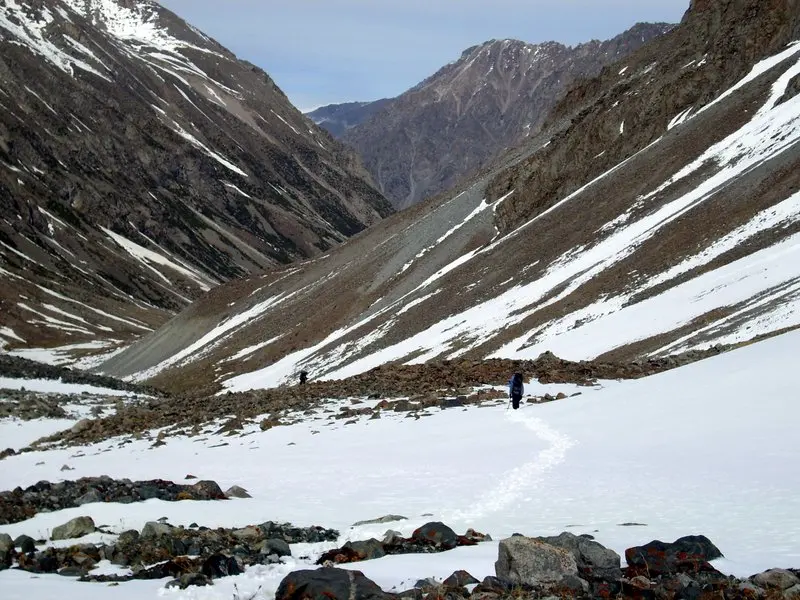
top-left (0, 0), bottom-right (392, 351)
top-left (309, 22), bottom-right (674, 210)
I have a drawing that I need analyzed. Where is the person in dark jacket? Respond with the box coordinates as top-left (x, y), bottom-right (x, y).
top-left (508, 372), bottom-right (524, 410)
top-left (299, 370), bottom-right (308, 385)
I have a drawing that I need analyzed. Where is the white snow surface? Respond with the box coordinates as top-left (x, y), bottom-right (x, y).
top-left (1, 332), bottom-right (799, 599)
top-left (0, 376), bottom-right (134, 396)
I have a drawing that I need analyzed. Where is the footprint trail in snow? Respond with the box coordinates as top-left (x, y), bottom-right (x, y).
top-left (444, 407), bottom-right (575, 523)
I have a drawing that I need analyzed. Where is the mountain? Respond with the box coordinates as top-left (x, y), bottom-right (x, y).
top-left (0, 0), bottom-right (392, 352)
top-left (307, 99), bottom-right (393, 138)
top-left (315, 23), bottom-right (673, 210)
top-left (98, 0), bottom-right (800, 396)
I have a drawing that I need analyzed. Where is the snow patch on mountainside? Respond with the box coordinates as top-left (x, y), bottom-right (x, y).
top-left (0, 0), bottom-right (110, 80)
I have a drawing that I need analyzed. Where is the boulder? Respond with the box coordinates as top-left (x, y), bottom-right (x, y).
top-left (166, 573), bottom-right (212, 589)
top-left (75, 489), bottom-right (103, 506)
top-left (443, 570), bottom-right (480, 587)
top-left (753, 569), bottom-right (800, 590)
top-left (191, 480), bottom-right (226, 500)
top-left (261, 538), bottom-right (292, 558)
top-left (225, 485), bottom-right (252, 499)
top-left (201, 553), bottom-right (241, 578)
top-left (536, 531), bottom-right (621, 580)
top-left (232, 526), bottom-right (261, 542)
top-left (382, 530), bottom-right (403, 544)
top-left (495, 536), bottom-right (579, 585)
top-left (344, 539), bottom-right (385, 560)
top-left (276, 567), bottom-right (386, 600)
top-left (625, 535), bottom-right (723, 576)
top-left (140, 521), bottom-right (173, 539)
top-left (0, 532), bottom-right (12, 570)
top-left (411, 522), bottom-right (458, 550)
top-left (51, 516), bottom-right (95, 541)
top-left (15, 534), bottom-right (36, 553)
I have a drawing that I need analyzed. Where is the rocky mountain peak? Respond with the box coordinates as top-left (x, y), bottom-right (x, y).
top-left (317, 22), bottom-right (672, 210)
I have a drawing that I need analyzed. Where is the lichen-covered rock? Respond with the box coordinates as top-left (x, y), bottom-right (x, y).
top-left (495, 536), bottom-right (579, 585)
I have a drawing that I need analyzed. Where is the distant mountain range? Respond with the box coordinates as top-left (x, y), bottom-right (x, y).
top-left (307, 23), bottom-right (674, 210)
top-left (0, 0), bottom-right (391, 351)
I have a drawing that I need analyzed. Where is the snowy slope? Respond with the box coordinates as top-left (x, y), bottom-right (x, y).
top-left (101, 28), bottom-right (800, 393)
top-left (2, 328), bottom-right (799, 599)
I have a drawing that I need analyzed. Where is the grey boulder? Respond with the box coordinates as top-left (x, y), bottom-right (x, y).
top-left (51, 516), bottom-right (96, 541)
top-left (495, 536), bottom-right (579, 585)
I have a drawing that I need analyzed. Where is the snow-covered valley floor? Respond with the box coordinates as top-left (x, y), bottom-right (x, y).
top-left (1, 330), bottom-right (799, 599)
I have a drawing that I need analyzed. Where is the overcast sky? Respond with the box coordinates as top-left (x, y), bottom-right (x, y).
top-left (158, 1), bottom-right (690, 111)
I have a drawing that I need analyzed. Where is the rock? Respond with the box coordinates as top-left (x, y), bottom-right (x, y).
top-left (51, 516), bottom-right (95, 541)
top-left (495, 536), bottom-right (579, 585)
top-left (260, 418), bottom-right (281, 431)
top-left (465, 528), bottom-right (492, 543)
top-left (0, 533), bottom-right (12, 570)
top-left (260, 538), bottom-right (291, 558)
top-left (352, 515), bottom-right (408, 527)
top-left (414, 577), bottom-right (440, 589)
top-left (625, 535), bottom-right (723, 576)
top-left (411, 522), bottom-right (458, 550)
top-left (71, 419), bottom-right (92, 434)
top-left (15, 534), bottom-right (36, 553)
top-left (753, 569), bottom-right (800, 590)
top-left (225, 485), bottom-right (252, 499)
top-left (443, 570), bottom-right (480, 587)
top-left (276, 567), bottom-right (387, 600)
top-left (232, 526), bottom-right (261, 541)
top-left (535, 531), bottom-right (622, 580)
top-left (201, 554), bottom-right (241, 578)
top-left (344, 539), bottom-right (385, 560)
top-left (166, 573), bottom-right (212, 589)
top-left (382, 530), bottom-right (403, 544)
top-left (58, 566), bottom-right (85, 577)
top-left (75, 489), bottom-right (103, 505)
top-left (786, 584), bottom-right (800, 599)
top-left (140, 521), bottom-right (173, 539)
top-left (440, 397), bottom-right (465, 409)
top-left (191, 480), bottom-right (226, 500)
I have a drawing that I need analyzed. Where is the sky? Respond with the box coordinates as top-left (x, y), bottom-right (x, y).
top-left (159, 1), bottom-right (690, 111)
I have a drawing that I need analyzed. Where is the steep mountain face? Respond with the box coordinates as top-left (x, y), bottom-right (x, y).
top-left (0, 0), bottom-right (392, 351)
top-left (324, 23), bottom-right (672, 210)
top-left (97, 0), bottom-right (800, 395)
top-left (307, 99), bottom-right (392, 138)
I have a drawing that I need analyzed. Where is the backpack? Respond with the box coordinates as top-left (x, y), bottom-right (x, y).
top-left (510, 373), bottom-right (523, 397)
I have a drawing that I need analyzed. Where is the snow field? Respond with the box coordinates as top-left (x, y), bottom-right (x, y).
top-left (1, 330), bottom-right (798, 600)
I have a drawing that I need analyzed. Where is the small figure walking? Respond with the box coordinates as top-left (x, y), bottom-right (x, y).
top-left (299, 370), bottom-right (308, 385)
top-left (508, 372), bottom-right (524, 410)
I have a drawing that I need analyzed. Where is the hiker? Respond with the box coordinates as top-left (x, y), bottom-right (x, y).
top-left (299, 370), bottom-right (308, 385)
top-left (508, 372), bottom-right (524, 410)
